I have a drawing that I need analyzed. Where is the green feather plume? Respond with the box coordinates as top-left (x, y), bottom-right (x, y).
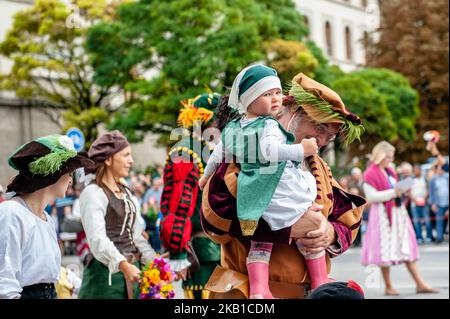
top-left (29, 148), bottom-right (77, 176)
top-left (289, 82), bottom-right (364, 147)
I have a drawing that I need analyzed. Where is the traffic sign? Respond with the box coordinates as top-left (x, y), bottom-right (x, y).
top-left (66, 127), bottom-right (85, 152)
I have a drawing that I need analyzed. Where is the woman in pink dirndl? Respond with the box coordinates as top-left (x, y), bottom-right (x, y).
top-left (361, 141), bottom-right (438, 296)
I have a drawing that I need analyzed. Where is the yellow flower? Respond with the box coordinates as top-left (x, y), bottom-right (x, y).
top-left (149, 269), bottom-right (160, 277)
top-left (161, 284), bottom-right (174, 292)
top-left (149, 276), bottom-right (161, 285)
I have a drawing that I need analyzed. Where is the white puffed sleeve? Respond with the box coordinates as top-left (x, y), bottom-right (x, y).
top-left (202, 140), bottom-right (225, 179)
top-left (363, 183), bottom-right (397, 204)
top-left (128, 192), bottom-right (157, 265)
top-left (0, 207), bottom-right (24, 299)
top-left (79, 185), bottom-right (126, 274)
top-left (259, 119), bottom-right (304, 162)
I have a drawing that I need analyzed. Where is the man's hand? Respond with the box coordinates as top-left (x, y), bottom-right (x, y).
top-left (290, 203), bottom-right (336, 254)
top-left (298, 220), bottom-right (336, 254)
top-left (290, 203), bottom-right (323, 238)
top-left (431, 204), bottom-right (438, 213)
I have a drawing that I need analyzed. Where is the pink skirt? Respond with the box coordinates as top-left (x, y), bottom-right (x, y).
top-left (361, 203), bottom-right (419, 266)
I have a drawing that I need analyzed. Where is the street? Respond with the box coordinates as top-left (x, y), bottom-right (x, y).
top-left (330, 244), bottom-right (449, 299)
top-left (62, 242), bottom-right (449, 299)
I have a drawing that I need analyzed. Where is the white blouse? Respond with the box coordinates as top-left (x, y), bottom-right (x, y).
top-left (363, 183), bottom-right (397, 204)
top-left (79, 184), bottom-right (156, 283)
top-left (0, 199), bottom-right (61, 299)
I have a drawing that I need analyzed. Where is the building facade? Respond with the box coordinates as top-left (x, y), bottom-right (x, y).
top-left (295, 0), bottom-right (380, 72)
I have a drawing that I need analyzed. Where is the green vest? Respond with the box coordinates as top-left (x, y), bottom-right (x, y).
top-left (222, 116), bottom-right (295, 236)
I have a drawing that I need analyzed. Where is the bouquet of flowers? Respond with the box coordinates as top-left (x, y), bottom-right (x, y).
top-left (139, 256), bottom-right (176, 299)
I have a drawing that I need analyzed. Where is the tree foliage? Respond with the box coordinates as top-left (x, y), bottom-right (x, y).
top-left (264, 39), bottom-right (318, 87)
top-left (305, 40), bottom-right (344, 88)
top-left (86, 0), bottom-right (309, 142)
top-left (366, 0), bottom-right (449, 162)
top-left (333, 68), bottom-right (420, 158)
top-left (0, 0), bottom-right (124, 146)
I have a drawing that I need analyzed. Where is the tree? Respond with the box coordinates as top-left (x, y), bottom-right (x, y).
top-left (86, 0), bottom-right (309, 143)
top-left (0, 0), bottom-right (124, 146)
top-left (365, 0), bottom-right (449, 162)
top-left (264, 39), bottom-right (318, 86)
top-left (351, 68), bottom-right (420, 151)
top-left (332, 68), bottom-right (420, 161)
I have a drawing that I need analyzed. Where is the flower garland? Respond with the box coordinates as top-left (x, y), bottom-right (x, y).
top-left (139, 257), bottom-right (176, 299)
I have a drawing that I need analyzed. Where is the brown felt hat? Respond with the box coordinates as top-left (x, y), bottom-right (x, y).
top-left (293, 73), bottom-right (349, 115)
top-left (88, 130), bottom-right (130, 165)
top-left (284, 73), bottom-right (364, 146)
top-left (287, 73), bottom-right (362, 125)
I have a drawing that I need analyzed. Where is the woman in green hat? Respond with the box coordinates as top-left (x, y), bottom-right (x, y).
top-left (0, 134), bottom-right (94, 299)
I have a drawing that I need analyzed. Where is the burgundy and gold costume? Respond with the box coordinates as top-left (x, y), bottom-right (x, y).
top-left (201, 73), bottom-right (366, 299)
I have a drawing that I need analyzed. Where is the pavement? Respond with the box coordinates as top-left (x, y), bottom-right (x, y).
top-left (329, 243), bottom-right (449, 299)
top-left (62, 242), bottom-right (449, 300)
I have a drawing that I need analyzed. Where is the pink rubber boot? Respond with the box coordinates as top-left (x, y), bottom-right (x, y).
top-left (304, 253), bottom-right (335, 290)
top-left (246, 241), bottom-right (274, 299)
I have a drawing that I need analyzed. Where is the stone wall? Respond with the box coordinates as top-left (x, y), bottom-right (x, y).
top-left (0, 100), bottom-right (166, 187)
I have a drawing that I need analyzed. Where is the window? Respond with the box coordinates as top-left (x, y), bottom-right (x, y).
top-left (345, 26), bottom-right (353, 60)
top-left (303, 15), bottom-right (310, 38)
top-left (362, 31), bottom-right (369, 58)
top-left (363, 31), bottom-right (369, 45)
top-left (325, 21), bottom-right (333, 57)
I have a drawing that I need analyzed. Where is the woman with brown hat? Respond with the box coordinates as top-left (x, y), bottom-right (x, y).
top-left (78, 130), bottom-right (157, 299)
top-left (0, 134), bottom-right (94, 299)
